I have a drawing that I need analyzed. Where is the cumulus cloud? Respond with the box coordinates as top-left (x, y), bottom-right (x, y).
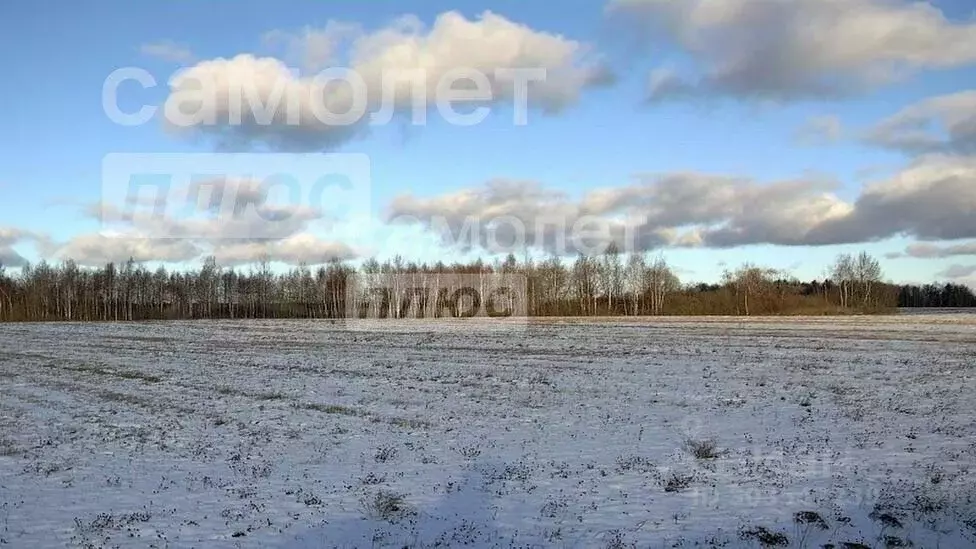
top-left (894, 241), bottom-right (976, 259)
top-left (97, 177), bottom-right (345, 240)
top-left (47, 234), bottom-right (202, 266)
top-left (580, 173), bottom-right (852, 248)
top-left (116, 201), bottom-right (323, 242)
top-left (607, 0), bottom-right (976, 101)
top-left (0, 248), bottom-right (26, 268)
top-left (210, 233), bottom-right (356, 266)
top-left (387, 179), bottom-right (660, 255)
top-left (866, 90), bottom-right (976, 154)
top-left (0, 228), bottom-right (28, 245)
top-left (808, 154), bottom-right (976, 243)
top-left (44, 231), bottom-right (355, 268)
top-left (44, 229), bottom-right (356, 268)
top-left (386, 173), bottom-right (852, 254)
top-left (40, 177), bottom-right (361, 267)
top-left (794, 115), bottom-right (843, 145)
top-left (163, 55), bottom-right (366, 151)
top-left (140, 41), bottom-right (196, 64)
top-left (938, 264), bottom-right (976, 279)
top-left (388, 153), bottom-right (976, 255)
top-left (164, 11), bottom-right (610, 151)
top-left (0, 227), bottom-right (40, 268)
top-left (262, 22), bottom-right (362, 72)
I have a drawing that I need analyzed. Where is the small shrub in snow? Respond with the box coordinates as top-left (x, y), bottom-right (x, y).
top-left (739, 525), bottom-right (789, 546)
top-left (455, 445), bottom-right (482, 459)
top-left (794, 511), bottom-right (829, 547)
top-left (602, 529), bottom-right (636, 549)
top-left (360, 490), bottom-right (414, 522)
top-left (793, 510), bottom-right (828, 529)
top-left (373, 445), bottom-right (398, 463)
top-left (869, 509), bottom-right (904, 529)
top-left (685, 438), bottom-right (722, 459)
top-left (662, 472), bottom-right (695, 493)
top-left (360, 472), bottom-right (386, 485)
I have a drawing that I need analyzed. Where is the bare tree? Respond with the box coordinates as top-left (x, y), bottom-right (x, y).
top-left (534, 254), bottom-right (568, 315)
top-left (600, 243), bottom-right (624, 314)
top-left (0, 263), bottom-right (9, 321)
top-left (624, 253), bottom-right (646, 315)
top-left (572, 253), bottom-right (598, 315)
top-left (830, 253), bottom-right (855, 309)
top-left (646, 255), bottom-right (680, 316)
top-left (853, 251), bottom-right (883, 309)
top-left (725, 263), bottom-right (778, 316)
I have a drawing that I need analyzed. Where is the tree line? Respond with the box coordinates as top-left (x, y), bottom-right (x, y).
top-left (0, 248), bottom-right (967, 322)
top-left (897, 283), bottom-right (976, 308)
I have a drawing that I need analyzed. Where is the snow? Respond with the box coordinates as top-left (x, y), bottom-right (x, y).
top-left (1, 315), bottom-right (975, 548)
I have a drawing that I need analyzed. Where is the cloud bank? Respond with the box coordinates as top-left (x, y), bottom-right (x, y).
top-left (867, 90), bottom-right (976, 154)
top-left (388, 154), bottom-right (976, 254)
top-left (608, 0), bottom-right (976, 102)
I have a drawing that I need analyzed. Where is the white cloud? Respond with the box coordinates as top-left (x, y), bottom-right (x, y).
top-left (866, 90), bottom-right (976, 154)
top-left (0, 227), bottom-right (42, 268)
top-left (48, 234), bottom-right (202, 266)
top-left (44, 230), bottom-right (356, 268)
top-left (0, 248), bottom-right (26, 268)
top-left (210, 233), bottom-right (356, 266)
top-left (388, 154), bottom-right (976, 254)
top-left (808, 154), bottom-right (976, 243)
top-left (900, 241), bottom-right (976, 259)
top-left (0, 227), bottom-right (28, 245)
top-left (19, 149), bottom-right (976, 264)
top-left (262, 21), bottom-right (361, 72)
top-left (39, 177), bottom-right (360, 268)
top-left (163, 11), bottom-right (610, 150)
top-left (938, 264), bottom-right (976, 279)
top-left (386, 173), bottom-right (853, 254)
top-left (608, 0), bottom-right (976, 101)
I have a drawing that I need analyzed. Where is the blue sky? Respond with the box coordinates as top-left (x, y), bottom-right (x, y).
top-left (2, 0), bottom-right (976, 285)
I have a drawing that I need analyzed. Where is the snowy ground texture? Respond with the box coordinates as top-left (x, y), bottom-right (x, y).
top-left (1, 315), bottom-right (975, 548)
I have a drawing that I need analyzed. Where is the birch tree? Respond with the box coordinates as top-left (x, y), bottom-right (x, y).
top-left (600, 243), bottom-right (624, 313)
top-left (831, 253), bottom-right (855, 309)
top-left (853, 251), bottom-right (883, 308)
top-left (646, 255), bottom-right (680, 316)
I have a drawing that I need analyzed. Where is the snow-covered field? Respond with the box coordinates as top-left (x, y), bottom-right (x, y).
top-left (1, 316), bottom-right (975, 548)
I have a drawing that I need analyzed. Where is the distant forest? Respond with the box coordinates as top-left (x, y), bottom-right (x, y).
top-left (0, 249), bottom-right (973, 322)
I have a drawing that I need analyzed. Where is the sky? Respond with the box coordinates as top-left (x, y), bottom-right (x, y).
top-left (1, 0), bottom-right (976, 286)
